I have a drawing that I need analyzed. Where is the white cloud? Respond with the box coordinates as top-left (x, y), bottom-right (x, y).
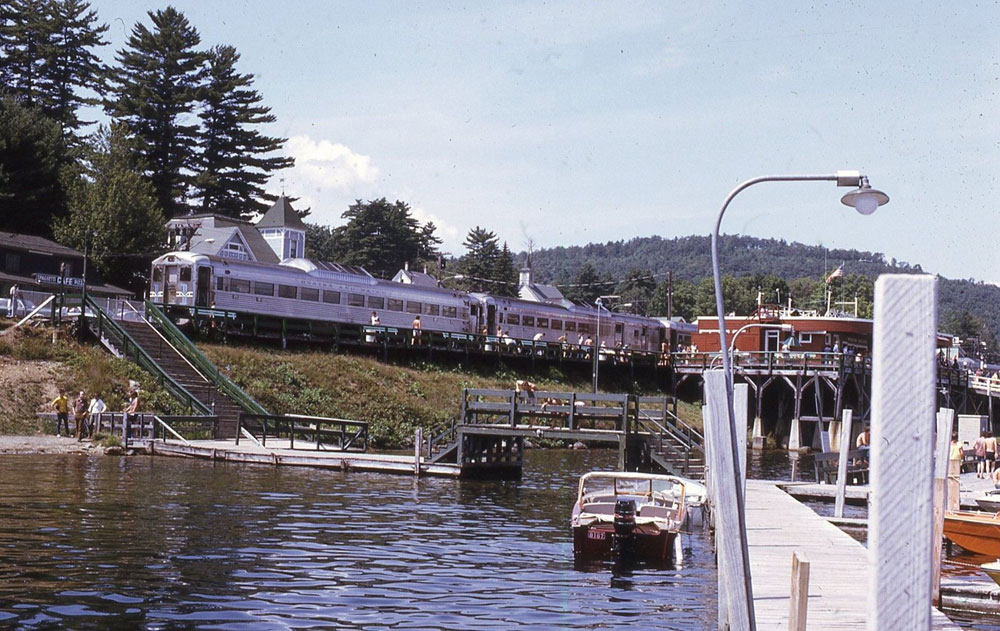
top-left (284, 135), bottom-right (379, 192)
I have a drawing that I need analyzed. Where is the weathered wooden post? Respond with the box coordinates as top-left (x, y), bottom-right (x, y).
top-left (734, 383), bottom-right (748, 494)
top-left (414, 427), bottom-right (422, 477)
top-left (932, 407), bottom-right (955, 606)
top-left (834, 408), bottom-right (854, 518)
top-left (789, 551), bottom-right (810, 631)
top-left (705, 369), bottom-right (753, 631)
top-left (868, 274), bottom-right (937, 631)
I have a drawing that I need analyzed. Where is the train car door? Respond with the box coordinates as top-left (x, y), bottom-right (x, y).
top-left (486, 303), bottom-right (496, 335)
top-left (163, 264), bottom-right (179, 304)
top-left (196, 266), bottom-right (211, 307)
top-left (614, 322), bottom-right (624, 347)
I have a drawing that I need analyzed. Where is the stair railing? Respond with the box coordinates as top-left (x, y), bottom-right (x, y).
top-left (143, 301), bottom-right (267, 415)
top-left (85, 296), bottom-right (210, 415)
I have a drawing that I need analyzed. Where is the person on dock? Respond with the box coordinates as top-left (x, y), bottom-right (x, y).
top-left (370, 311), bottom-right (380, 325)
top-left (987, 431), bottom-right (997, 476)
top-left (411, 315), bottom-right (422, 345)
top-left (51, 391), bottom-right (69, 436)
top-left (974, 432), bottom-right (988, 478)
top-left (124, 388), bottom-right (140, 439)
top-left (856, 425), bottom-right (871, 451)
top-left (88, 392), bottom-right (107, 437)
top-left (72, 391), bottom-right (88, 441)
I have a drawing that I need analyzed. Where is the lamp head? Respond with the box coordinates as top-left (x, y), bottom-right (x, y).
top-left (841, 176), bottom-right (889, 215)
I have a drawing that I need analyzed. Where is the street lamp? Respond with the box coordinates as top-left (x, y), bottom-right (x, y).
top-left (711, 171), bottom-right (889, 629)
top-left (592, 294), bottom-right (619, 392)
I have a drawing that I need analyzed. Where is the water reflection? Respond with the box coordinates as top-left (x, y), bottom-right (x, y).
top-left (0, 451), bottom-right (717, 630)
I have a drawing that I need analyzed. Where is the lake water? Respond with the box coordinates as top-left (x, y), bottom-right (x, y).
top-left (0, 450), bottom-right (718, 630)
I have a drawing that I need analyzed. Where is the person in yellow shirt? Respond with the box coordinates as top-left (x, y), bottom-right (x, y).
top-left (51, 391), bottom-right (69, 436)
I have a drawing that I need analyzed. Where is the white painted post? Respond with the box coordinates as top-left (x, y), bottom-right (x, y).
top-left (735, 383), bottom-right (749, 494)
top-left (868, 275), bottom-right (937, 631)
top-left (932, 407), bottom-right (955, 606)
top-left (705, 370), bottom-right (753, 631)
top-left (704, 402), bottom-right (727, 629)
top-left (834, 409), bottom-right (854, 518)
top-left (789, 551), bottom-right (810, 631)
top-left (788, 416), bottom-right (802, 451)
top-left (414, 427), bottom-right (423, 477)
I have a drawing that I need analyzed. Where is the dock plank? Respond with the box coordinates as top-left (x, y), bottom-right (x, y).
top-left (745, 480), bottom-right (959, 630)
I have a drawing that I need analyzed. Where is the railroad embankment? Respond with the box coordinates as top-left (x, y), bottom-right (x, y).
top-left (1, 325), bottom-right (699, 448)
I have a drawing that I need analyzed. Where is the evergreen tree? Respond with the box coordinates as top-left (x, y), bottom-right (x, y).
top-left (106, 6), bottom-right (205, 217)
top-left (194, 44), bottom-right (293, 219)
top-left (54, 124), bottom-right (165, 292)
top-left (44, 0), bottom-right (108, 142)
top-left (0, 96), bottom-right (72, 236)
top-left (330, 198), bottom-right (439, 279)
top-left (456, 226), bottom-right (500, 293)
top-left (0, 0), bottom-right (53, 106)
top-left (491, 242), bottom-right (519, 297)
top-left (563, 263), bottom-right (613, 304)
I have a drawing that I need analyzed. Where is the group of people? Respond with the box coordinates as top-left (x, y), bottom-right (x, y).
top-left (972, 431), bottom-right (999, 479)
top-left (51, 386), bottom-right (140, 440)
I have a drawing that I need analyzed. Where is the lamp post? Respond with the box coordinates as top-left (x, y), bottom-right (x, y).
top-left (711, 171), bottom-right (889, 629)
top-left (592, 294), bottom-right (619, 392)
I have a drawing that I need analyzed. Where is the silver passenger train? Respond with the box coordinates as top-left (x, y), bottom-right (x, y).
top-left (149, 251), bottom-right (666, 351)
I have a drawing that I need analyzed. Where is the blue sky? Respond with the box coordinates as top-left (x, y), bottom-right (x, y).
top-left (90, 1), bottom-right (1000, 284)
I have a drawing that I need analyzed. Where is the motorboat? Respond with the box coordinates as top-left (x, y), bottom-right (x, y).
top-left (982, 560), bottom-right (1000, 587)
top-left (977, 491), bottom-right (1000, 513)
top-left (943, 510), bottom-right (1000, 557)
top-left (571, 471), bottom-right (687, 563)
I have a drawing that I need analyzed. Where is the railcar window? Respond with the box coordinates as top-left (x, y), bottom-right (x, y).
top-left (443, 306), bottom-right (458, 318)
top-left (615, 323), bottom-right (623, 334)
top-left (179, 267), bottom-right (192, 281)
top-left (231, 279), bottom-right (250, 293)
top-left (254, 282), bottom-right (274, 296)
top-left (506, 314), bottom-right (520, 325)
top-left (301, 287), bottom-right (319, 301)
top-left (537, 318), bottom-right (548, 328)
top-left (278, 285), bottom-right (297, 299)
top-left (322, 290), bottom-right (340, 304)
top-left (348, 293), bottom-right (365, 307)
top-left (522, 316), bottom-right (534, 326)
top-left (634, 330), bottom-right (639, 339)
top-left (369, 296), bottom-right (385, 309)
top-left (152, 268), bottom-right (162, 282)
top-left (578, 323), bottom-right (590, 334)
top-left (405, 301), bottom-right (421, 314)
top-left (565, 321), bottom-right (576, 332)
top-left (424, 304), bottom-right (440, 316)
top-left (387, 298), bottom-right (403, 311)
top-left (551, 320), bottom-right (562, 330)
top-left (216, 278), bottom-right (226, 290)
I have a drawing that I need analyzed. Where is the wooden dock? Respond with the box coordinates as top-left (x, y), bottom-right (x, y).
top-left (745, 480), bottom-right (960, 630)
top-left (139, 438), bottom-right (462, 477)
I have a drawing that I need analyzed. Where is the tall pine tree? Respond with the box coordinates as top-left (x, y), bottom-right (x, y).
top-left (457, 227), bottom-right (500, 293)
top-left (106, 7), bottom-right (205, 217)
top-left (45, 0), bottom-right (108, 143)
top-left (0, 0), bottom-right (54, 107)
top-left (194, 44), bottom-right (293, 219)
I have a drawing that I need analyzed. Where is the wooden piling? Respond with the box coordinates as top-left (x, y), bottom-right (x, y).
top-left (868, 274), bottom-right (937, 631)
top-left (834, 408), bottom-right (854, 519)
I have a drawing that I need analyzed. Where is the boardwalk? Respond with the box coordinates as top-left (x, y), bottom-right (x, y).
top-left (745, 480), bottom-right (959, 630)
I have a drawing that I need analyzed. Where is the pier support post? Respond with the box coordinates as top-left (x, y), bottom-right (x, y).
top-left (789, 551), bottom-right (810, 631)
top-left (751, 416), bottom-right (764, 450)
top-left (868, 274), bottom-right (937, 631)
top-left (834, 408), bottom-right (854, 518)
top-left (788, 416), bottom-right (802, 451)
top-left (414, 427), bottom-right (423, 477)
top-left (932, 407), bottom-right (955, 606)
top-left (704, 370), bottom-right (754, 631)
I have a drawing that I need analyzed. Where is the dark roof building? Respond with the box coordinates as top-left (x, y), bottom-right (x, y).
top-left (0, 232), bottom-right (132, 297)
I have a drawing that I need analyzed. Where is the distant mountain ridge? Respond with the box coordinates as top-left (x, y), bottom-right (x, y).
top-left (525, 234), bottom-right (999, 350)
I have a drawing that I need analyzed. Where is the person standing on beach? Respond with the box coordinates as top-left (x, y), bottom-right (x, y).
top-left (51, 391), bottom-right (69, 436)
top-left (72, 391), bottom-right (88, 441)
top-left (986, 432), bottom-right (997, 476)
top-left (88, 393), bottom-right (107, 437)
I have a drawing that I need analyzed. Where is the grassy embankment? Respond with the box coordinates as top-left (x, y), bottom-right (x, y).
top-left (0, 323), bottom-right (701, 447)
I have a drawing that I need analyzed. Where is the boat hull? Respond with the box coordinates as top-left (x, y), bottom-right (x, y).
top-left (572, 523), bottom-right (675, 562)
top-left (944, 511), bottom-right (1000, 557)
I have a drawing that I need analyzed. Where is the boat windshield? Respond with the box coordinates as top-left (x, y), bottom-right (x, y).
top-left (580, 475), bottom-right (684, 501)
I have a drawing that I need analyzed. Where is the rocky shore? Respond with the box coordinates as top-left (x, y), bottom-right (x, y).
top-left (0, 435), bottom-right (106, 455)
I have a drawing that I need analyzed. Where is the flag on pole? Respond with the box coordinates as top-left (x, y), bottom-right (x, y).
top-left (826, 263), bottom-right (844, 284)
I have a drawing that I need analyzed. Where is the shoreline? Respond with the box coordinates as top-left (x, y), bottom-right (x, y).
top-left (0, 435), bottom-right (105, 455)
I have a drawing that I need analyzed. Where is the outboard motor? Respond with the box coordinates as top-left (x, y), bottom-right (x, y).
top-left (612, 499), bottom-right (637, 561)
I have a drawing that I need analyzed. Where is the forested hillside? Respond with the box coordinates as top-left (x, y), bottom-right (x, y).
top-left (526, 234), bottom-right (1000, 357)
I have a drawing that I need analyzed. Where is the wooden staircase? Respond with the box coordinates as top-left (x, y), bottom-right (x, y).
top-left (632, 407), bottom-right (706, 478)
top-left (115, 319), bottom-right (246, 438)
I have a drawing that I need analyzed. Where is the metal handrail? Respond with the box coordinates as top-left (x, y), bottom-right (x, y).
top-left (86, 296), bottom-right (210, 415)
top-left (144, 300), bottom-right (267, 415)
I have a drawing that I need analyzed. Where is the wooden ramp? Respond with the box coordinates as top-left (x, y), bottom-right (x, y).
top-left (745, 480), bottom-right (959, 630)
